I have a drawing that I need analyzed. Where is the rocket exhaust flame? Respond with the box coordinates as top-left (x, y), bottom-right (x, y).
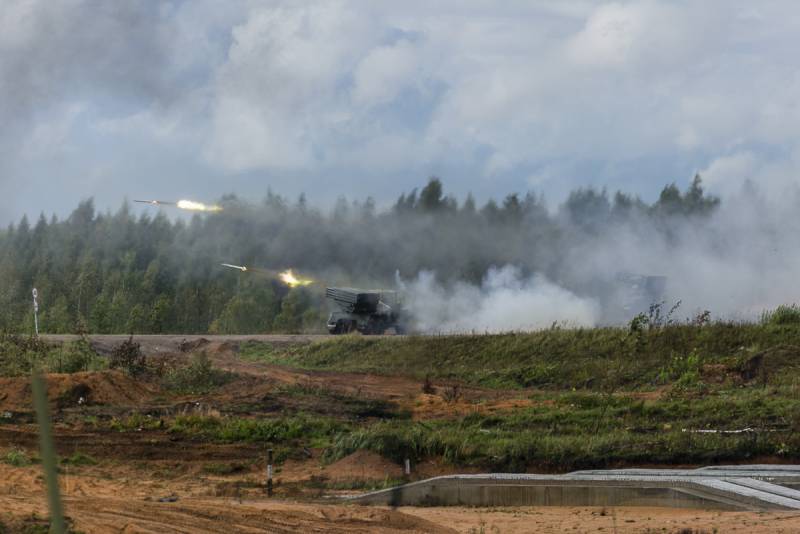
top-left (279, 269), bottom-right (314, 287)
top-left (176, 199), bottom-right (223, 212)
top-left (134, 199), bottom-right (222, 212)
top-left (221, 263), bottom-right (314, 287)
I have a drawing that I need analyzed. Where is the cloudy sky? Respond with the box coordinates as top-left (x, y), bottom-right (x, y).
top-left (2, 0), bottom-right (799, 223)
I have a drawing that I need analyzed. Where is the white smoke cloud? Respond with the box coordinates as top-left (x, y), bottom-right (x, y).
top-left (403, 266), bottom-right (599, 333)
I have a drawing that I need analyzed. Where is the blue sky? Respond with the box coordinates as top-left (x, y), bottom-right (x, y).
top-left (2, 0), bottom-right (800, 223)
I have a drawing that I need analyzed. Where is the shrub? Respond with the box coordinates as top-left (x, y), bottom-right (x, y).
top-left (162, 353), bottom-right (233, 394)
top-left (109, 336), bottom-right (146, 376)
top-left (3, 448), bottom-right (32, 467)
top-left (49, 339), bottom-right (104, 373)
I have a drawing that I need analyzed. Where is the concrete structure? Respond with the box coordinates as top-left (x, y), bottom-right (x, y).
top-left (347, 465), bottom-right (800, 510)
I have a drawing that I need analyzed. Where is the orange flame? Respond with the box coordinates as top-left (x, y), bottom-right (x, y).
top-left (279, 269), bottom-right (313, 287)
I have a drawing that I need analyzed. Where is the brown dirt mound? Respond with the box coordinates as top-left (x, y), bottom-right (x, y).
top-left (0, 370), bottom-right (157, 412)
top-left (739, 344), bottom-right (800, 384)
top-left (324, 450), bottom-right (403, 480)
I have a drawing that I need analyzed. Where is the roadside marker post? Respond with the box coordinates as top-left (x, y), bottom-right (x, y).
top-left (32, 288), bottom-right (39, 337)
top-left (404, 458), bottom-right (411, 476)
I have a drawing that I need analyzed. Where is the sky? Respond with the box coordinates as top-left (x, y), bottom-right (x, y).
top-left (2, 0), bottom-right (800, 224)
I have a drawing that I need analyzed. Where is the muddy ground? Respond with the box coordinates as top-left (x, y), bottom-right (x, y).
top-left (2, 338), bottom-right (800, 533)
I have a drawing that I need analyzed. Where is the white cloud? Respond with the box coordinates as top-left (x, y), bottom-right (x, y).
top-left (205, 2), bottom-right (379, 171)
top-left (3, 1), bottom-right (800, 221)
top-left (352, 39), bottom-right (421, 108)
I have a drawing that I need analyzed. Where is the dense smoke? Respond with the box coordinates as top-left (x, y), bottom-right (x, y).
top-left (402, 267), bottom-right (599, 333)
top-left (0, 175), bottom-right (798, 334)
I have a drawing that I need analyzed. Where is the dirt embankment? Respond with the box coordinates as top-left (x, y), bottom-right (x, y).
top-left (0, 370), bottom-right (157, 413)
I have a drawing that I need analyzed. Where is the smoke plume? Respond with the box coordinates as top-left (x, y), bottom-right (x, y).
top-left (402, 267), bottom-right (599, 333)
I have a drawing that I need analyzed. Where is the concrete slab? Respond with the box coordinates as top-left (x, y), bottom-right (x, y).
top-left (346, 465), bottom-right (800, 510)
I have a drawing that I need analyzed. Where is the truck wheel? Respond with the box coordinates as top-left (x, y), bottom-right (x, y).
top-left (332, 319), bottom-right (348, 335)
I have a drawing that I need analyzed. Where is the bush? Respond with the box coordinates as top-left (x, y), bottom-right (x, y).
top-left (109, 336), bottom-right (146, 376)
top-left (0, 334), bottom-right (48, 377)
top-left (2, 448), bottom-right (32, 467)
top-left (162, 353), bottom-right (233, 394)
top-left (48, 339), bottom-right (105, 373)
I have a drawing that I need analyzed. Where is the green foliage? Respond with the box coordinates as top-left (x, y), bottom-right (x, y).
top-left (272, 288), bottom-right (322, 334)
top-left (108, 336), bottom-right (146, 377)
top-left (2, 448), bottom-right (32, 467)
top-left (324, 388), bottom-right (800, 470)
top-left (61, 452), bottom-right (97, 467)
top-left (242, 320), bottom-right (800, 391)
top-left (0, 335), bottom-right (104, 377)
top-left (167, 414), bottom-right (343, 444)
top-left (762, 304), bottom-right (800, 326)
top-left (658, 349), bottom-right (704, 387)
top-left (161, 353), bottom-right (233, 394)
top-left (48, 338), bottom-right (105, 374)
top-left (109, 412), bottom-right (163, 432)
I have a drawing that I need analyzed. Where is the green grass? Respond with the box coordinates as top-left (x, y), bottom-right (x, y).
top-left (205, 322), bottom-right (800, 471)
top-left (324, 389), bottom-right (800, 471)
top-left (2, 448), bottom-right (32, 467)
top-left (0, 334), bottom-right (105, 377)
top-left (167, 413), bottom-right (346, 446)
top-left (61, 452), bottom-right (97, 467)
top-left (161, 352), bottom-right (234, 394)
top-left (101, 385), bottom-right (800, 472)
top-left (50, 319), bottom-right (800, 473)
top-left (240, 322), bottom-right (800, 390)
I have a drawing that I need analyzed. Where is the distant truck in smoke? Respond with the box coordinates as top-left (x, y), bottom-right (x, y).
top-left (325, 287), bottom-right (407, 335)
top-left (611, 272), bottom-right (668, 320)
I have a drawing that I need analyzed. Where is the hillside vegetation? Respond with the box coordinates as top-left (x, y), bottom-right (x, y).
top-left (3, 314), bottom-right (800, 474)
top-left (231, 317), bottom-right (800, 471)
top-left (242, 318), bottom-right (800, 390)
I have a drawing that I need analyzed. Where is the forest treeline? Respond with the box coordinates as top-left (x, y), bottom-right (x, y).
top-left (0, 176), bottom-right (719, 334)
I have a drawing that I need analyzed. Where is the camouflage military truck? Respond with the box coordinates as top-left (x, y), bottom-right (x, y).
top-left (325, 287), bottom-right (407, 335)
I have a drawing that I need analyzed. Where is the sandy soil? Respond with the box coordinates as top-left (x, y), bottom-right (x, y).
top-left (2, 460), bottom-right (799, 534)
